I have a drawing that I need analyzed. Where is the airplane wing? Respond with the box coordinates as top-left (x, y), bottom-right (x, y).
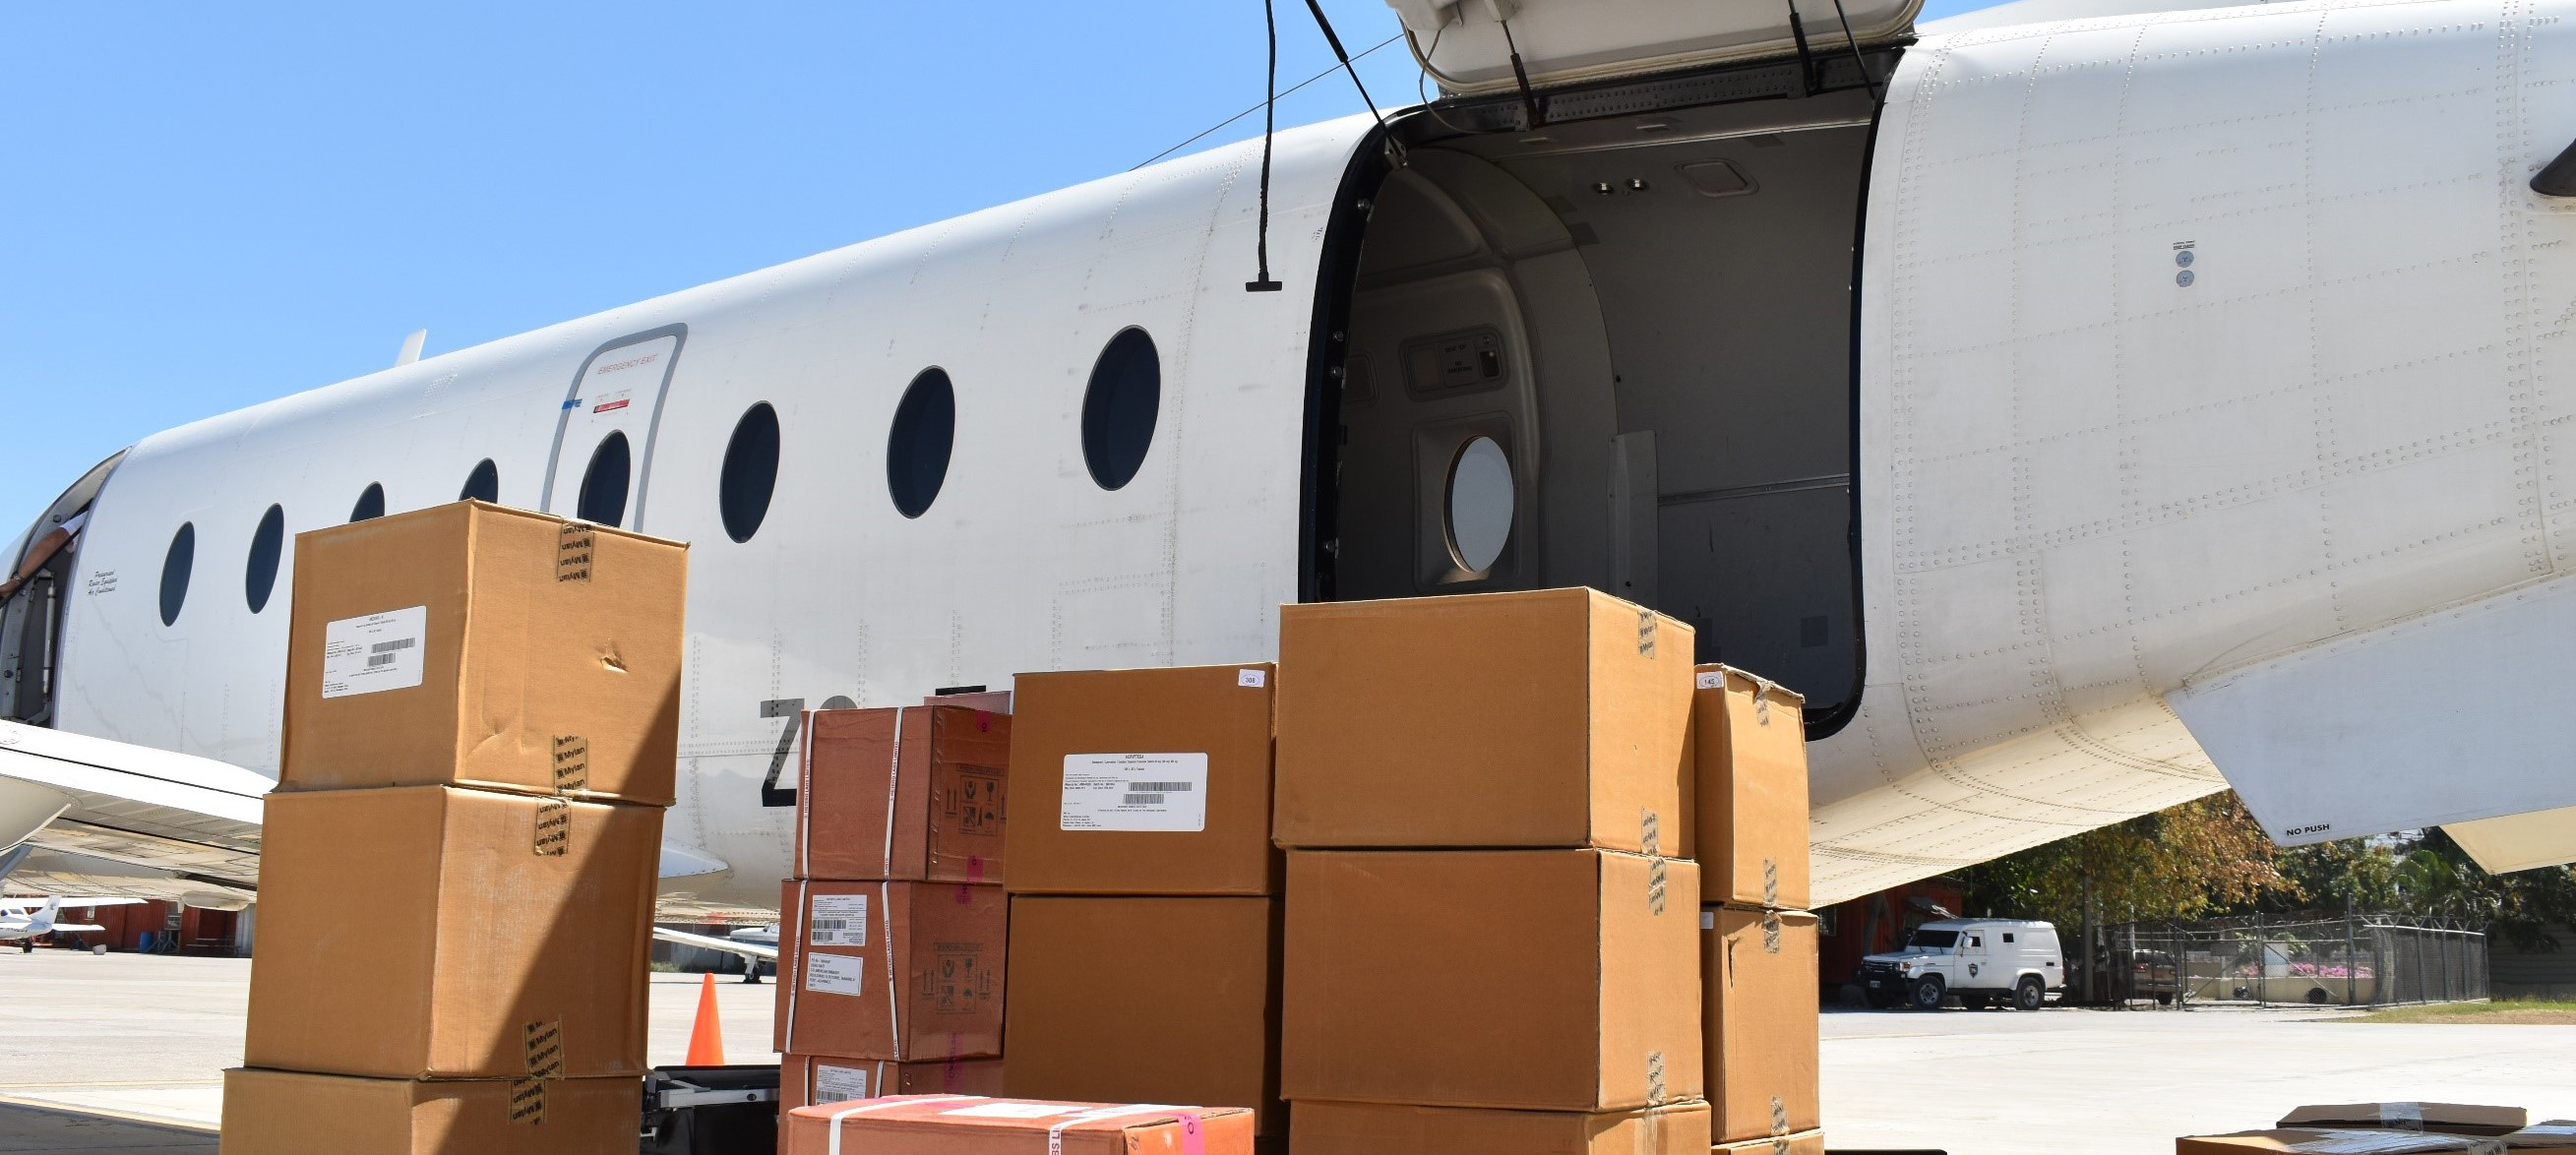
top-left (0, 896), bottom-right (148, 911)
top-left (653, 926), bottom-right (779, 962)
top-left (0, 719), bottom-right (269, 903)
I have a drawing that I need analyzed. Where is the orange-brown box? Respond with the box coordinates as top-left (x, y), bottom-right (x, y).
top-left (280, 500), bottom-right (685, 807)
top-left (220, 1068), bottom-right (643, 1155)
top-left (1714, 1129), bottom-right (1825, 1154)
top-left (1006, 896), bottom-right (1280, 1133)
top-left (1273, 588), bottom-right (1692, 852)
top-left (1289, 1100), bottom-right (1709, 1155)
top-left (774, 880), bottom-right (1007, 1061)
top-left (1689, 665), bottom-right (1809, 909)
top-left (1281, 849), bottom-right (1701, 1111)
top-left (1703, 907), bottom-right (1820, 1143)
top-left (782, 1056), bottom-right (1006, 1112)
top-left (1007, 664), bottom-right (1278, 895)
top-left (796, 705), bottom-right (1009, 883)
top-left (245, 786), bottom-right (657, 1079)
top-left (783, 1099), bottom-right (1255, 1155)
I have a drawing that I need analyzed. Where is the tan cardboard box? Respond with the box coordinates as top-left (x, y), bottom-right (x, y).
top-left (796, 705), bottom-right (1010, 883)
top-left (1006, 896), bottom-right (1280, 1133)
top-left (220, 1068), bottom-right (642, 1155)
top-left (1273, 589), bottom-right (1693, 852)
top-left (1689, 666), bottom-right (1809, 909)
top-left (1702, 907), bottom-right (1820, 1143)
top-left (1290, 1100), bottom-right (1710, 1155)
top-left (279, 501), bottom-right (685, 806)
top-left (1715, 1129), bottom-right (1825, 1154)
top-left (781, 1055), bottom-right (1006, 1111)
top-left (1007, 664), bottom-right (1278, 895)
top-left (2177, 1130), bottom-right (2513, 1153)
top-left (1282, 849), bottom-right (1700, 1111)
top-left (782, 1099), bottom-right (1256, 1155)
top-left (774, 880), bottom-right (1007, 1060)
top-left (245, 786), bottom-right (657, 1079)
top-left (2279, 1105), bottom-right (2530, 1137)
top-left (2505, 1124), bottom-right (2576, 1149)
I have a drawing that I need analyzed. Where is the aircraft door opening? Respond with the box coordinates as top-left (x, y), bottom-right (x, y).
top-left (542, 326), bottom-right (687, 530)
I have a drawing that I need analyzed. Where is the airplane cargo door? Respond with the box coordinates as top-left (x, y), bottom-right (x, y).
top-left (542, 326), bottom-right (687, 530)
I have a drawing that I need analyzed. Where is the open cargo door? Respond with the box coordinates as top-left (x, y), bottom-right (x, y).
top-left (1387, 0), bottom-right (1921, 98)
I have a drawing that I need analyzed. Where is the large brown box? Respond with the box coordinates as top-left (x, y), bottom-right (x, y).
top-left (246, 786), bottom-right (657, 1079)
top-left (782, 1099), bottom-right (1256, 1155)
top-left (781, 1055), bottom-right (1007, 1112)
top-left (2177, 1131), bottom-right (2513, 1154)
top-left (1290, 1100), bottom-right (1710, 1155)
top-left (1689, 666), bottom-right (1809, 910)
top-left (797, 705), bottom-right (1011, 883)
top-left (1007, 664), bottom-right (1278, 895)
top-left (220, 1068), bottom-right (642, 1155)
top-left (1273, 589), bottom-right (1693, 852)
top-left (280, 501), bottom-right (686, 806)
top-left (1701, 907), bottom-right (1820, 1143)
top-left (775, 880), bottom-right (1007, 1060)
top-left (1282, 849), bottom-right (1701, 1111)
top-left (1006, 897), bottom-right (1280, 1133)
top-left (2278, 1105), bottom-right (2528, 1137)
top-left (1715, 1129), bottom-right (1824, 1154)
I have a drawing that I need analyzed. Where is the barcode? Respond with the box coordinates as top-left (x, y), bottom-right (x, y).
top-left (367, 653), bottom-right (398, 668)
top-left (370, 638), bottom-right (416, 654)
top-left (812, 920), bottom-right (847, 930)
top-left (1123, 793), bottom-right (1165, 806)
top-left (1126, 781), bottom-right (1194, 793)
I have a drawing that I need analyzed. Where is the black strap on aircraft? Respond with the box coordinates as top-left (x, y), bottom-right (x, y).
top-left (1249, 0), bottom-right (1286, 292)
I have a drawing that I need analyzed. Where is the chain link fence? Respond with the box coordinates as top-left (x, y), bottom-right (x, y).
top-left (2080, 915), bottom-right (2486, 1008)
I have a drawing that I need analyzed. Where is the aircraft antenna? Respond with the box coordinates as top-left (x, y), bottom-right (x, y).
top-left (1248, 0), bottom-right (1286, 292)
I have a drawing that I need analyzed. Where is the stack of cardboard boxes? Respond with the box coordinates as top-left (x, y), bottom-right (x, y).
top-left (1000, 663), bottom-right (1285, 1142)
top-left (1272, 589), bottom-right (1712, 1154)
top-left (223, 502), bottom-right (684, 1154)
top-left (2180, 1103), bottom-right (2576, 1152)
top-left (774, 701), bottom-right (1012, 1111)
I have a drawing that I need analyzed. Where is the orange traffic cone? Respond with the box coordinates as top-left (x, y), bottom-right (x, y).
top-left (685, 972), bottom-right (726, 1065)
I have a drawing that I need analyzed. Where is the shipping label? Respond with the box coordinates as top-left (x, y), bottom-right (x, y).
top-left (1059, 753), bottom-right (1207, 832)
top-left (809, 894), bottom-right (869, 946)
top-left (804, 952), bottom-right (866, 996)
top-left (812, 1063), bottom-right (870, 1104)
top-left (319, 606), bottom-right (427, 699)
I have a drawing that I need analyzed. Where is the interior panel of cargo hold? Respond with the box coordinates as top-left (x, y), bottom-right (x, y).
top-left (1315, 87), bottom-right (1874, 728)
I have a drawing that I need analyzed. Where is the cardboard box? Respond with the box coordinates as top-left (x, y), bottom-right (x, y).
top-left (246, 786), bottom-right (657, 1079)
top-left (1007, 664), bottom-right (1278, 895)
top-left (1006, 897), bottom-right (1279, 1132)
top-left (1689, 666), bottom-right (1809, 909)
top-left (775, 881), bottom-right (1007, 1060)
top-left (1281, 849), bottom-right (1700, 1111)
top-left (280, 501), bottom-right (686, 806)
top-left (1289, 1100), bottom-right (1710, 1155)
top-left (2177, 1130), bottom-right (2513, 1153)
top-left (782, 1098), bottom-right (1257, 1155)
top-left (1701, 907), bottom-right (1819, 1143)
top-left (782, 1056), bottom-right (1007, 1111)
top-left (1714, 1130), bottom-right (1824, 1155)
top-left (797, 705), bottom-right (1011, 883)
top-left (1273, 588), bottom-right (1692, 852)
top-left (219, 1067), bottom-right (642, 1155)
top-left (2505, 1124), bottom-right (2576, 1150)
top-left (2279, 1106), bottom-right (2530, 1137)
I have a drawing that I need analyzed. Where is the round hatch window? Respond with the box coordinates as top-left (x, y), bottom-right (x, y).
top-left (886, 369), bottom-right (955, 519)
top-left (719, 402), bottom-right (781, 542)
top-left (159, 522), bottom-right (196, 627)
top-left (244, 505), bottom-right (284, 614)
top-left (1445, 436), bottom-right (1514, 574)
top-left (459, 458), bottom-right (500, 503)
top-left (1079, 328), bottom-right (1160, 491)
top-left (579, 431), bottom-right (633, 527)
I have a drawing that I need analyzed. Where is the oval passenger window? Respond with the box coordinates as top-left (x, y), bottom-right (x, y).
top-left (245, 505), bottom-right (284, 614)
top-left (349, 482), bottom-right (386, 522)
top-left (720, 402), bottom-right (781, 542)
top-left (1446, 436), bottom-right (1513, 574)
top-left (887, 369), bottom-right (955, 519)
top-left (460, 458), bottom-right (500, 504)
top-left (579, 431), bottom-right (633, 526)
top-left (159, 522), bottom-right (196, 627)
top-left (1079, 328), bottom-right (1159, 491)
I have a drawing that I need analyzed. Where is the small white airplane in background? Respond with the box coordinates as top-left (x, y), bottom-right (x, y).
top-left (651, 924), bottom-right (779, 984)
top-left (1, 895), bottom-right (140, 954)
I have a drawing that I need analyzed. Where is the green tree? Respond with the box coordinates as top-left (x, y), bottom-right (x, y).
top-left (1967, 791), bottom-right (2299, 930)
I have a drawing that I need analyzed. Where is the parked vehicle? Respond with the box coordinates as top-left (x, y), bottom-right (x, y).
top-left (1859, 918), bottom-right (2065, 1010)
top-left (2086, 947), bottom-right (2181, 1004)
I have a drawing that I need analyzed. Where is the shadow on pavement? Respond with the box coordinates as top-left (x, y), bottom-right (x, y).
top-left (0, 1101), bottom-right (217, 1154)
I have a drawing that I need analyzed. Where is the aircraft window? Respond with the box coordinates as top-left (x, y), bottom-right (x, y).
top-left (245, 504), bottom-right (285, 614)
top-left (720, 402), bottom-right (781, 542)
top-left (1445, 436), bottom-right (1514, 573)
top-left (1079, 328), bottom-right (1159, 491)
top-left (460, 458), bottom-right (500, 503)
top-left (579, 431), bottom-right (633, 527)
top-left (887, 369), bottom-right (955, 518)
top-left (159, 522), bottom-right (195, 627)
top-left (350, 483), bottom-right (386, 522)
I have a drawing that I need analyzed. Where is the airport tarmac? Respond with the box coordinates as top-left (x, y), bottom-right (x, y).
top-left (2, 950), bottom-right (2571, 1152)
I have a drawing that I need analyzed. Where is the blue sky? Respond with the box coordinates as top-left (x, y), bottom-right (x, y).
top-left (1, 0), bottom-right (1996, 530)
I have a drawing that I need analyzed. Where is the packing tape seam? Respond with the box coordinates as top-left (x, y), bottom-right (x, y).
top-left (798, 711), bottom-right (815, 879)
top-left (883, 706), bottom-right (908, 878)
top-left (786, 879), bottom-right (812, 1054)
top-left (883, 880), bottom-right (900, 1061)
top-left (828, 1094), bottom-right (985, 1155)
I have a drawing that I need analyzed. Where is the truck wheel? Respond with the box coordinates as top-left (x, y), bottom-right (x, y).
top-left (2156, 994), bottom-right (2174, 1006)
top-left (1910, 976), bottom-right (1946, 1010)
top-left (2013, 975), bottom-right (2046, 1011)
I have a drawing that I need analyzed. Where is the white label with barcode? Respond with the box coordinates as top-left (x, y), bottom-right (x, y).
top-left (812, 1063), bottom-right (869, 1104)
top-left (1060, 753), bottom-right (1208, 832)
top-left (320, 606), bottom-right (428, 699)
top-left (809, 894), bottom-right (868, 946)
top-left (804, 952), bottom-right (865, 996)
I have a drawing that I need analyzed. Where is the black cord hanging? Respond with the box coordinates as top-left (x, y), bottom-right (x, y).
top-left (1300, 0), bottom-right (1392, 137)
top-left (1246, 0), bottom-right (1285, 293)
top-left (1498, 15), bottom-right (1544, 129)
top-left (1826, 0), bottom-right (1884, 101)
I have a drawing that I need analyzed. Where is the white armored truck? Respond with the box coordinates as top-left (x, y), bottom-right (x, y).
top-left (1860, 919), bottom-right (2064, 1011)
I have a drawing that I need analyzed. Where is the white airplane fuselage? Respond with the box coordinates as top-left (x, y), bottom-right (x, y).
top-left (10, 0), bottom-right (2576, 913)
